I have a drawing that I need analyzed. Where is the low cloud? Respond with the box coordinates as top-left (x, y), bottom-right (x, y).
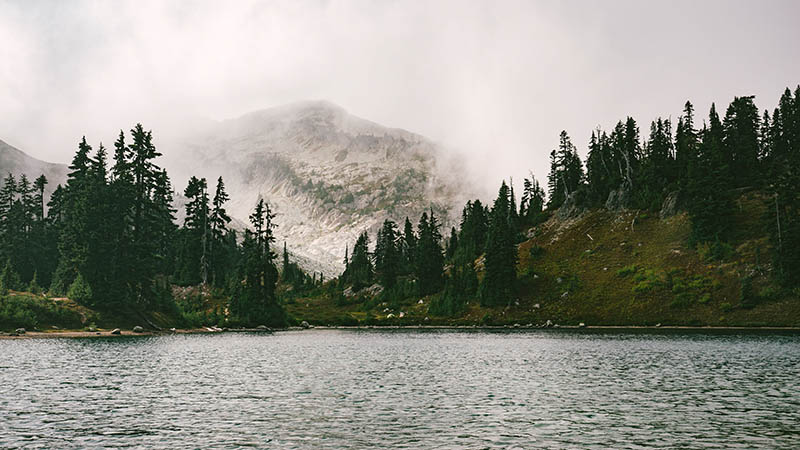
top-left (1, 0), bottom-right (799, 199)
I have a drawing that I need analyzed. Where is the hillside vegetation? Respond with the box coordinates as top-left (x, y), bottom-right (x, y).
top-left (283, 191), bottom-right (798, 328)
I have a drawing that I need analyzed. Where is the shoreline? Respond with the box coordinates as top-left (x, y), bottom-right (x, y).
top-left (3, 324), bottom-right (800, 339)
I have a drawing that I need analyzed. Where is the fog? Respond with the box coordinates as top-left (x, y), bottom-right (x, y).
top-left (1, 0), bottom-right (799, 198)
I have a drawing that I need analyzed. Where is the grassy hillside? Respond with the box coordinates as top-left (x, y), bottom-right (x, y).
top-left (285, 191), bottom-right (800, 327)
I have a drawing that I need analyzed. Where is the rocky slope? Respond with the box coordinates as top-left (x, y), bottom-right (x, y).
top-left (0, 139), bottom-right (67, 193)
top-left (170, 100), bottom-right (471, 276)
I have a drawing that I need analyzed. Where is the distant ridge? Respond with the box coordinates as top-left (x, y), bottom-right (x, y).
top-left (0, 139), bottom-right (67, 193)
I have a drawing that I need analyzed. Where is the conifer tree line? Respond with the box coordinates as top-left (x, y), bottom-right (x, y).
top-left (547, 86), bottom-right (800, 285)
top-left (1, 86), bottom-right (797, 323)
top-left (341, 175), bottom-right (543, 313)
top-left (341, 86), bottom-right (800, 313)
top-left (0, 124), bottom-right (294, 326)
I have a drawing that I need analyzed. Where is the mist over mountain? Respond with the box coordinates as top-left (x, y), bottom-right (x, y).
top-left (0, 101), bottom-right (473, 276)
top-left (0, 139), bottom-right (67, 193)
top-left (166, 100), bottom-right (473, 276)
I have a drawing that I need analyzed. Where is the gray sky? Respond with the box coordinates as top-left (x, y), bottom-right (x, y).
top-left (1, 0), bottom-right (799, 197)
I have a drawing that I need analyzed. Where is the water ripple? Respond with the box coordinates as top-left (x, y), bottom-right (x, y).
top-left (1, 330), bottom-right (799, 448)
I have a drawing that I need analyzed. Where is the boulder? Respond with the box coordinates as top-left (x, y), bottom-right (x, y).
top-left (15, 328), bottom-right (25, 334)
top-left (544, 320), bottom-right (553, 328)
top-left (660, 191), bottom-right (680, 219)
top-left (300, 321), bottom-right (310, 329)
top-left (256, 325), bottom-right (269, 331)
top-left (365, 283), bottom-right (384, 297)
top-left (132, 326), bottom-right (144, 333)
top-left (605, 183), bottom-right (632, 211)
top-left (110, 328), bottom-right (121, 335)
top-left (556, 191), bottom-right (586, 220)
top-left (578, 322), bottom-right (586, 328)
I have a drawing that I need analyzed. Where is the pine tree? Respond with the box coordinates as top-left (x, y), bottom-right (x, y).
top-left (67, 272), bottom-right (93, 304)
top-left (83, 142), bottom-right (114, 304)
top-left (209, 176), bottom-right (231, 285)
top-left (585, 130), bottom-right (614, 205)
top-left (675, 101), bottom-right (699, 183)
top-left (520, 173), bottom-right (546, 222)
top-left (182, 176), bottom-right (210, 284)
top-left (687, 104), bottom-right (734, 245)
top-left (374, 220), bottom-right (401, 289)
top-left (0, 259), bottom-right (20, 294)
top-left (769, 87), bottom-right (800, 284)
top-left (28, 271), bottom-right (41, 295)
top-left (55, 137), bottom-right (94, 295)
top-left (508, 178), bottom-right (518, 225)
top-left (152, 169), bottom-right (177, 275)
top-left (480, 181), bottom-right (517, 306)
top-left (636, 117), bottom-right (674, 209)
top-left (232, 198), bottom-right (283, 326)
top-left (458, 199), bottom-right (488, 261)
top-left (344, 231), bottom-right (372, 289)
top-left (445, 226), bottom-right (459, 260)
top-left (547, 131), bottom-right (584, 209)
top-left (400, 217), bottom-right (416, 275)
top-left (415, 210), bottom-right (444, 296)
top-left (723, 96), bottom-right (761, 187)
top-left (33, 175), bottom-right (47, 223)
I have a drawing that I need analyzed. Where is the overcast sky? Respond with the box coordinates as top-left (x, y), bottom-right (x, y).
top-left (1, 0), bottom-right (799, 196)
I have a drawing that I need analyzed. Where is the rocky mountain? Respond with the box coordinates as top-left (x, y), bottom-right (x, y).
top-left (170, 100), bottom-right (471, 276)
top-left (0, 139), bottom-right (67, 193)
top-left (0, 101), bottom-right (473, 277)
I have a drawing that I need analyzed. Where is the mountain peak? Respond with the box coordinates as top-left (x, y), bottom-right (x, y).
top-left (174, 100), bottom-right (468, 276)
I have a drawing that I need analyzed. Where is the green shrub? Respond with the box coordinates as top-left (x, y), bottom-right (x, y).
top-left (670, 293), bottom-right (693, 308)
top-left (529, 245), bottom-right (545, 260)
top-left (720, 302), bottom-right (733, 312)
top-left (697, 240), bottom-right (735, 262)
top-left (758, 285), bottom-right (780, 301)
top-left (634, 281), bottom-right (656, 294)
top-left (671, 282), bottom-right (687, 294)
top-left (739, 275), bottom-right (757, 309)
top-left (616, 265), bottom-right (638, 277)
top-left (0, 294), bottom-right (83, 330)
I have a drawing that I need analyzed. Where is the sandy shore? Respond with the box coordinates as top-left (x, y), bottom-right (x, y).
top-left (2, 324), bottom-right (799, 339)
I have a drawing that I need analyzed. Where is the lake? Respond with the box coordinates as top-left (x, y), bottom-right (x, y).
top-left (1, 329), bottom-right (799, 448)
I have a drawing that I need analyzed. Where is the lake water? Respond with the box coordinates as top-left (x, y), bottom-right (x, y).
top-left (1, 329), bottom-right (799, 449)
